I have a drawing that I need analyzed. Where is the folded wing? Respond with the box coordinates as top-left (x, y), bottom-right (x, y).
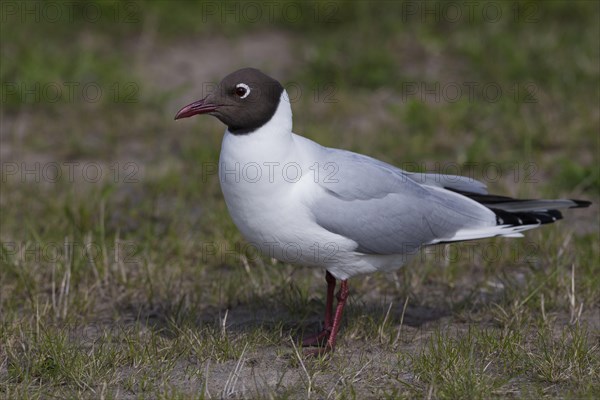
top-left (310, 149), bottom-right (496, 255)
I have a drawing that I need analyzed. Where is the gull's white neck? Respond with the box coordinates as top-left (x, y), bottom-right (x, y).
top-left (220, 91), bottom-right (293, 164)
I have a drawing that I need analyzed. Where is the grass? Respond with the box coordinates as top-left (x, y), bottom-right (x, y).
top-left (1, 0), bottom-right (599, 398)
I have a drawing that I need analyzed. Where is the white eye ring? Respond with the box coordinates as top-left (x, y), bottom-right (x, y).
top-left (235, 83), bottom-right (251, 99)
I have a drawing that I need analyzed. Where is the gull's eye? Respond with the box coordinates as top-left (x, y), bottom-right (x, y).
top-left (235, 83), bottom-right (251, 99)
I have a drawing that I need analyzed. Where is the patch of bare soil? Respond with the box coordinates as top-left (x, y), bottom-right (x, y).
top-left (138, 30), bottom-right (296, 97)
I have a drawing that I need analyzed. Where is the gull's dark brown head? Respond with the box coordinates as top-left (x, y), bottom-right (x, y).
top-left (174, 68), bottom-right (284, 134)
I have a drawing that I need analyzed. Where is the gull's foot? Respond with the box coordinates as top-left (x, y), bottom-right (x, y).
top-left (301, 329), bottom-right (330, 347)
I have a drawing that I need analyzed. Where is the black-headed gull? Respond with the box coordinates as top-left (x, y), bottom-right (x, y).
top-left (175, 68), bottom-right (590, 354)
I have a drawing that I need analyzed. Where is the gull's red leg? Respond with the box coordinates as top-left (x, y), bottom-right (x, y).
top-left (302, 271), bottom-right (336, 347)
top-left (324, 279), bottom-right (349, 351)
top-left (305, 279), bottom-right (349, 356)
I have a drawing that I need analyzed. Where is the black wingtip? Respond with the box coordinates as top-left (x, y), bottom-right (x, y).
top-left (492, 208), bottom-right (563, 226)
top-left (569, 199), bottom-right (591, 208)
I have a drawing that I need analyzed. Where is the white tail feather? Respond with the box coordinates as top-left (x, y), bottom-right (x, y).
top-left (429, 223), bottom-right (540, 244)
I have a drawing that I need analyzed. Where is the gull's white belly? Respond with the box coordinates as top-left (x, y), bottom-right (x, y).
top-left (218, 158), bottom-right (347, 268)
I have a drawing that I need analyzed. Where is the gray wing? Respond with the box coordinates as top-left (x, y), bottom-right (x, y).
top-left (406, 172), bottom-right (488, 194)
top-left (312, 149), bottom-right (495, 255)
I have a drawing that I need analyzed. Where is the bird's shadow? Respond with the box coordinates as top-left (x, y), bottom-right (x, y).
top-left (116, 286), bottom-right (460, 344)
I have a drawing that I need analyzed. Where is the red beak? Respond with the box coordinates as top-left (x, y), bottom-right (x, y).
top-left (174, 96), bottom-right (218, 120)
